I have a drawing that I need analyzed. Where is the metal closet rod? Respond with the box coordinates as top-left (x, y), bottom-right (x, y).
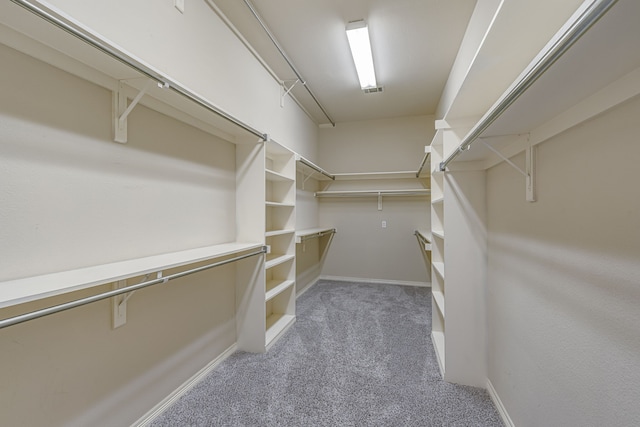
top-left (299, 157), bottom-right (336, 180)
top-left (439, 0), bottom-right (618, 171)
top-left (242, 0), bottom-right (336, 127)
top-left (10, 0), bottom-right (267, 141)
top-left (0, 247), bottom-right (266, 330)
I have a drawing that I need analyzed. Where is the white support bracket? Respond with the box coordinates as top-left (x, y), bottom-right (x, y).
top-left (301, 169), bottom-right (318, 190)
top-left (280, 79), bottom-right (300, 107)
top-left (480, 139), bottom-right (536, 202)
top-left (111, 280), bottom-right (128, 329)
top-left (111, 272), bottom-right (154, 329)
top-left (113, 79), bottom-right (154, 143)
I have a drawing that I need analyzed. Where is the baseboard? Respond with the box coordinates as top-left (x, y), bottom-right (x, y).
top-left (132, 343), bottom-right (237, 426)
top-left (486, 379), bottom-right (515, 427)
top-left (320, 275), bottom-right (430, 288)
top-left (296, 276), bottom-right (319, 298)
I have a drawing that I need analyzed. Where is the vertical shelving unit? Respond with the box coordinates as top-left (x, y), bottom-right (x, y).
top-left (429, 128), bottom-right (446, 374)
top-left (264, 140), bottom-right (296, 349)
top-left (429, 120), bottom-right (487, 387)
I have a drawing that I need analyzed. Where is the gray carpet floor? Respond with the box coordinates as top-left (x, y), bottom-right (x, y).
top-left (150, 280), bottom-right (503, 426)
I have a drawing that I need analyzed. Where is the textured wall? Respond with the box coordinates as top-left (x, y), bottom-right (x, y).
top-left (486, 96), bottom-right (640, 426)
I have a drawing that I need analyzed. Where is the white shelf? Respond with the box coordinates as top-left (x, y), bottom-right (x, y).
top-left (332, 171), bottom-right (420, 180)
top-left (265, 313), bottom-right (296, 346)
top-left (415, 230), bottom-right (432, 251)
top-left (315, 189), bottom-right (430, 197)
top-left (0, 242), bottom-right (264, 309)
top-left (432, 262), bottom-right (445, 280)
top-left (265, 201), bottom-right (295, 208)
top-left (295, 227), bottom-right (336, 243)
top-left (432, 230), bottom-right (445, 240)
top-left (265, 253), bottom-right (295, 269)
top-left (432, 331), bottom-right (446, 373)
top-left (433, 291), bottom-right (445, 318)
top-left (265, 279), bottom-right (295, 302)
top-left (431, 196), bottom-right (444, 205)
top-left (266, 169), bottom-right (294, 182)
top-left (265, 229), bottom-right (295, 237)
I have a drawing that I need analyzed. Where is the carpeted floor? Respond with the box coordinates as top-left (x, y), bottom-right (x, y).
top-left (150, 280), bottom-right (503, 426)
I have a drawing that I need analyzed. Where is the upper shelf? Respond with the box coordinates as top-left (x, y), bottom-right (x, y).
top-left (0, 242), bottom-right (264, 309)
top-left (295, 147), bottom-right (431, 182)
top-left (0, 1), bottom-right (265, 144)
top-left (448, 0), bottom-right (640, 167)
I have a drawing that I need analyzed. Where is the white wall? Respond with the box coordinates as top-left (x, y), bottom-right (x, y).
top-left (486, 96), bottom-right (640, 426)
top-left (317, 116), bottom-right (433, 285)
top-left (0, 43), bottom-right (243, 426)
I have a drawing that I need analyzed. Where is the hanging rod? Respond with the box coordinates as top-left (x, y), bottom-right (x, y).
top-left (10, 0), bottom-right (267, 141)
top-left (439, 0), bottom-right (618, 171)
top-left (0, 247), bottom-right (266, 330)
top-left (242, 0), bottom-right (336, 127)
top-left (298, 156), bottom-right (336, 180)
top-left (296, 228), bottom-right (336, 243)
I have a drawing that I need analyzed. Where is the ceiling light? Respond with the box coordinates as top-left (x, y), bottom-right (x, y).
top-left (346, 20), bottom-right (377, 90)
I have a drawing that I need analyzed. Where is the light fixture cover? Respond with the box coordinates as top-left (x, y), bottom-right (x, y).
top-left (346, 20), bottom-right (377, 89)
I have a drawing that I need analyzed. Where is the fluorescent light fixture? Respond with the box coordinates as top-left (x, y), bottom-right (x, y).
top-left (346, 20), bottom-right (377, 89)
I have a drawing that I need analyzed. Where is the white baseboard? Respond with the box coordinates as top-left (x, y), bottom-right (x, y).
top-left (486, 379), bottom-right (515, 427)
top-left (320, 275), bottom-right (430, 288)
top-left (132, 344), bottom-right (237, 426)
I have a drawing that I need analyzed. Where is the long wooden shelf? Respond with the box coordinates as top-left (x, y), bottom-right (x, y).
top-left (0, 242), bottom-right (264, 309)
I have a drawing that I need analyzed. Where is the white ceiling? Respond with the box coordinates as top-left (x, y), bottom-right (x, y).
top-left (209, 0), bottom-right (477, 125)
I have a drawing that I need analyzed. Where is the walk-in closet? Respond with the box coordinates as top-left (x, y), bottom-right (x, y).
top-left (1, 0), bottom-right (638, 426)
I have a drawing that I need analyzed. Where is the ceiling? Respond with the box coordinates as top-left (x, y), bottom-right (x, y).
top-left (209, 0), bottom-right (477, 126)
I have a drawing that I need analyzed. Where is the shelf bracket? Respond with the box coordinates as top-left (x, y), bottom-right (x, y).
top-left (479, 139), bottom-right (536, 202)
top-left (111, 272), bottom-right (153, 329)
top-left (111, 280), bottom-right (128, 329)
top-left (280, 79), bottom-right (300, 107)
top-left (113, 79), bottom-right (155, 143)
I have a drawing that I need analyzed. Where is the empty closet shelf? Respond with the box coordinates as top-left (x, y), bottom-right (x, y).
top-left (266, 169), bottom-right (294, 182)
top-left (265, 229), bottom-right (295, 237)
top-left (265, 253), bottom-right (295, 269)
top-left (432, 290), bottom-right (445, 317)
top-left (0, 242), bottom-right (265, 309)
top-left (315, 189), bottom-right (430, 197)
top-left (265, 279), bottom-right (295, 302)
top-left (432, 262), bottom-right (445, 280)
top-left (295, 227), bottom-right (336, 243)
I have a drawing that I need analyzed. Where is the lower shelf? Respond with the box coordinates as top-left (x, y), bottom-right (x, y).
top-left (265, 313), bottom-right (295, 347)
top-left (265, 279), bottom-right (295, 302)
top-left (432, 331), bottom-right (446, 375)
